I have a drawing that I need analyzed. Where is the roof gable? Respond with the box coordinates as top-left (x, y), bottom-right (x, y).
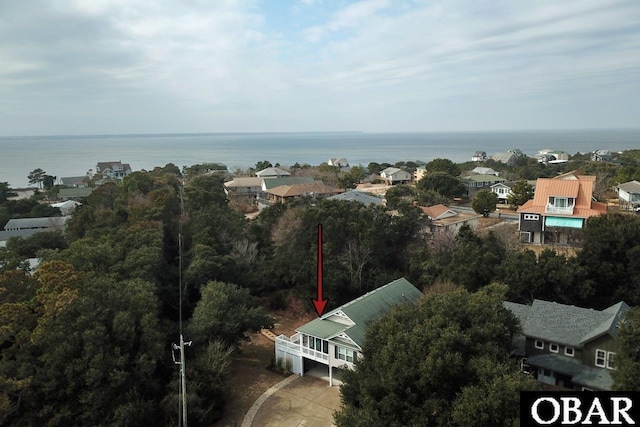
top-left (297, 278), bottom-right (422, 348)
top-left (618, 180), bottom-right (640, 194)
top-left (505, 299), bottom-right (630, 347)
top-left (420, 204), bottom-right (457, 220)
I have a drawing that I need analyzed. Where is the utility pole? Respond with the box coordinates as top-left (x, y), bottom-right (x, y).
top-left (172, 181), bottom-right (191, 427)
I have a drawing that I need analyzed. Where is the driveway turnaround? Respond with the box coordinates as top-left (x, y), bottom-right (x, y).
top-left (245, 375), bottom-right (342, 427)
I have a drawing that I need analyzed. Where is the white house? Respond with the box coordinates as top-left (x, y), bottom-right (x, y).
top-left (96, 161), bottom-right (132, 180)
top-left (491, 182), bottom-right (513, 203)
top-left (617, 180), bottom-right (640, 212)
top-left (274, 278), bottom-right (422, 385)
top-left (379, 167), bottom-right (411, 185)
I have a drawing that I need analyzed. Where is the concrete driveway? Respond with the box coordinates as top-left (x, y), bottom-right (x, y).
top-left (245, 375), bottom-right (342, 427)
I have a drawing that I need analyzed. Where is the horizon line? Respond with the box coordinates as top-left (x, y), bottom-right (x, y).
top-left (2, 127), bottom-right (640, 140)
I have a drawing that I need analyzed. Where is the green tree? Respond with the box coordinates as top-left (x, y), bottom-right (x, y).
top-left (0, 261), bottom-right (167, 425)
top-left (336, 166), bottom-right (366, 190)
top-left (613, 307), bottom-right (640, 390)
top-left (254, 160), bottom-right (273, 171)
top-left (27, 168), bottom-right (46, 188)
top-left (334, 284), bottom-right (539, 427)
top-left (0, 182), bottom-right (16, 203)
top-left (416, 172), bottom-right (465, 198)
top-left (576, 213), bottom-right (640, 308)
top-left (187, 280), bottom-right (273, 349)
top-left (506, 180), bottom-right (534, 209)
top-left (472, 190), bottom-right (498, 217)
top-left (425, 158), bottom-right (461, 176)
top-left (384, 185), bottom-right (416, 209)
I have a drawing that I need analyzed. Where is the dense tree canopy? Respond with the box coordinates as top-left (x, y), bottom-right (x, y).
top-left (416, 172), bottom-right (466, 198)
top-left (335, 284), bottom-right (539, 427)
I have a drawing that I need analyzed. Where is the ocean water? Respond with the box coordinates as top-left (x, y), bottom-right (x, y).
top-left (0, 129), bottom-right (638, 188)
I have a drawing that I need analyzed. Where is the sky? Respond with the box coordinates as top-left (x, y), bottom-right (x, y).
top-left (1, 0), bottom-right (639, 135)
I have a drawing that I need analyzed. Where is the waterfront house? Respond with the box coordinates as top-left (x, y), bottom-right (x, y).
top-left (379, 167), bottom-right (411, 185)
top-left (328, 158), bottom-right (349, 168)
top-left (275, 278), bottom-right (422, 385)
top-left (505, 299), bottom-right (629, 391)
top-left (492, 149), bottom-right (525, 166)
top-left (60, 176), bottom-right (89, 188)
top-left (591, 150), bottom-right (613, 162)
top-left (96, 161), bottom-right (132, 180)
top-left (472, 151), bottom-right (487, 162)
top-left (517, 171), bottom-right (607, 245)
top-left (616, 180), bottom-right (640, 212)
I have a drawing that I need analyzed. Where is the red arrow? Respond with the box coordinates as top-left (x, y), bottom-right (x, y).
top-left (312, 223), bottom-right (328, 317)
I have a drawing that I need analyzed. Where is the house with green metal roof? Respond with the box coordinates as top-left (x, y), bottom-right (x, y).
top-left (275, 278), bottom-right (422, 385)
top-left (504, 299), bottom-right (630, 391)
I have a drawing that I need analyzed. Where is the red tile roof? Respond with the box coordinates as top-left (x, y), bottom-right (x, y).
top-left (518, 171), bottom-right (606, 218)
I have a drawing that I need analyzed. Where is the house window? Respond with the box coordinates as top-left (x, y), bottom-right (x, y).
top-left (595, 349), bottom-right (606, 367)
top-left (335, 346), bottom-right (355, 363)
top-left (549, 343), bottom-right (559, 353)
top-left (565, 347), bottom-right (575, 357)
top-left (524, 214), bottom-right (539, 221)
top-left (534, 340), bottom-right (544, 349)
top-left (607, 352), bottom-right (617, 370)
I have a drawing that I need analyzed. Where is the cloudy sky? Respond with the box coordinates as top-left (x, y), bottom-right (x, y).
top-left (1, 0), bottom-right (639, 135)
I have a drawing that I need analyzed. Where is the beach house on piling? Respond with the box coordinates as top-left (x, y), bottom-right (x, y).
top-left (274, 278), bottom-right (422, 385)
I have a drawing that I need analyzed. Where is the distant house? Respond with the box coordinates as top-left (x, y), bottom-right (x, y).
top-left (265, 182), bottom-right (341, 204)
top-left (275, 278), bottom-right (422, 385)
top-left (505, 299), bottom-right (629, 391)
top-left (255, 167), bottom-right (291, 178)
top-left (491, 182), bottom-right (514, 204)
top-left (60, 176), bottom-right (89, 188)
top-left (327, 190), bottom-right (383, 206)
top-left (50, 200), bottom-right (81, 215)
top-left (420, 204), bottom-right (481, 235)
top-left (223, 177), bottom-right (264, 203)
top-left (328, 158), bottom-right (349, 168)
top-left (471, 166), bottom-right (499, 176)
top-left (616, 180), bottom-right (640, 211)
top-left (536, 149), bottom-right (569, 164)
top-left (591, 150), bottom-right (613, 162)
top-left (379, 167), bottom-right (411, 185)
top-left (472, 151), bottom-right (487, 162)
top-left (0, 216), bottom-right (71, 245)
top-left (517, 171), bottom-right (607, 245)
top-left (413, 165), bottom-right (427, 182)
top-left (461, 174), bottom-right (506, 190)
top-left (96, 161), bottom-right (132, 180)
top-left (493, 149), bottom-right (525, 166)
top-left (58, 187), bottom-right (93, 201)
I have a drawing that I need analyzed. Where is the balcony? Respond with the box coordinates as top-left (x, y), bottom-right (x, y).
top-left (545, 204), bottom-right (574, 215)
top-left (275, 333), bottom-right (329, 363)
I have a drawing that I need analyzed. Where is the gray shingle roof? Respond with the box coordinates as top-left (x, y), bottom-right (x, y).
top-left (505, 300), bottom-right (630, 347)
top-left (327, 190), bottom-right (383, 206)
